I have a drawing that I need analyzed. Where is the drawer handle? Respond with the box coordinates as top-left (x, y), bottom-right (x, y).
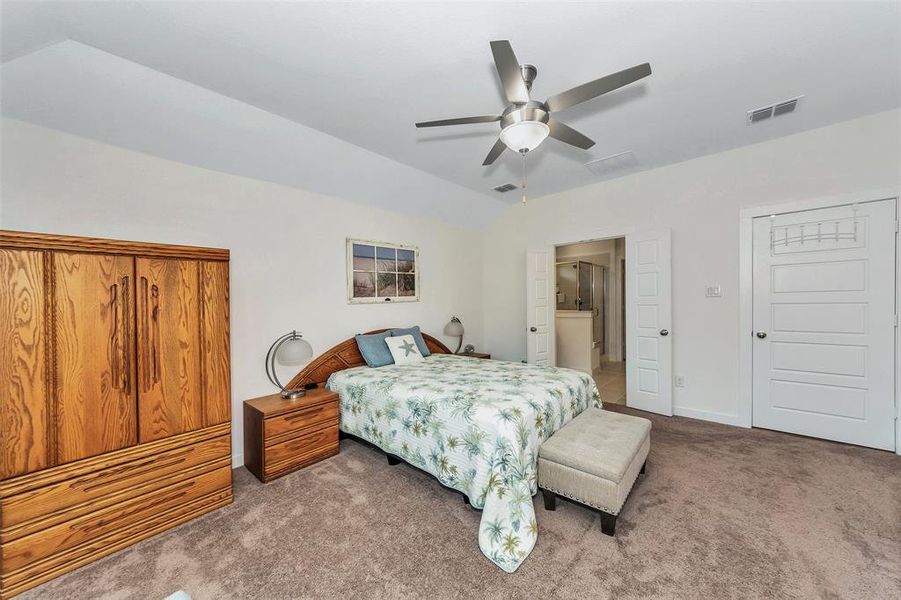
top-left (284, 408), bottom-right (326, 423)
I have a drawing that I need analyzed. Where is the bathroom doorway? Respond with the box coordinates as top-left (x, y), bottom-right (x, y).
top-left (554, 238), bottom-right (626, 404)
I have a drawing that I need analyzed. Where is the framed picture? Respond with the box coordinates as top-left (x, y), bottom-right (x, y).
top-left (347, 239), bottom-right (419, 303)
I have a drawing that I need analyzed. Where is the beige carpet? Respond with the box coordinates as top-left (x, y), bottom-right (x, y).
top-left (21, 406), bottom-right (901, 599)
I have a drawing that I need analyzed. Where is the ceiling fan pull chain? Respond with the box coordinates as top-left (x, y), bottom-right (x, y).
top-left (521, 150), bottom-right (528, 205)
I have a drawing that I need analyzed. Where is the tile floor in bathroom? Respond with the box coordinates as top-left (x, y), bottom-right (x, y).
top-left (593, 360), bottom-right (626, 405)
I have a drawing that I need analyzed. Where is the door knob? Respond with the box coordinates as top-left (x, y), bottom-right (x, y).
top-left (756, 331), bottom-right (767, 339)
top-left (530, 327), bottom-right (538, 332)
top-left (659, 329), bottom-right (669, 336)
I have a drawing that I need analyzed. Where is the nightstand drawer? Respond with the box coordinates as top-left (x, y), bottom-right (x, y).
top-left (264, 439), bottom-right (339, 481)
top-left (264, 402), bottom-right (339, 443)
top-left (265, 423), bottom-right (339, 467)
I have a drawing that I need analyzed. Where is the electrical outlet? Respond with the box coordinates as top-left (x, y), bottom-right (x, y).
top-left (705, 284), bottom-right (722, 298)
top-left (674, 375), bottom-right (685, 388)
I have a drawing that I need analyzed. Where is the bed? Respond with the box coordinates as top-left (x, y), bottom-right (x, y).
top-left (285, 330), bottom-right (600, 573)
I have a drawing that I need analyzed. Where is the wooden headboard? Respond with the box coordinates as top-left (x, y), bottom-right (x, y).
top-left (285, 329), bottom-right (452, 389)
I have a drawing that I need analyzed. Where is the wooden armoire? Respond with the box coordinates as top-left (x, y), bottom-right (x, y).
top-left (0, 231), bottom-right (232, 598)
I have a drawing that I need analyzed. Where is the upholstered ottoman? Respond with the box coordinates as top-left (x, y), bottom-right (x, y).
top-left (538, 408), bottom-right (651, 535)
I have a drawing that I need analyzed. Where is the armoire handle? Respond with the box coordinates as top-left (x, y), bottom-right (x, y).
top-left (140, 276), bottom-right (152, 392)
top-left (151, 284), bottom-right (160, 384)
top-left (121, 275), bottom-right (131, 395)
top-left (109, 282), bottom-right (121, 390)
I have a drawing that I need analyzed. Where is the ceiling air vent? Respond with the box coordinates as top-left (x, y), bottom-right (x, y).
top-left (749, 107), bottom-right (773, 123)
top-left (492, 183), bottom-right (518, 193)
top-left (584, 151), bottom-right (638, 176)
top-left (773, 98), bottom-right (799, 116)
top-left (747, 95), bottom-right (803, 125)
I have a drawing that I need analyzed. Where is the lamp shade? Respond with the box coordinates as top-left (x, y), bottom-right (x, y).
top-left (499, 121), bottom-right (549, 153)
top-left (276, 335), bottom-right (313, 366)
top-left (444, 318), bottom-right (464, 337)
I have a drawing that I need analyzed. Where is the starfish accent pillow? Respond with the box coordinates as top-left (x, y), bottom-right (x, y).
top-left (385, 334), bottom-right (424, 365)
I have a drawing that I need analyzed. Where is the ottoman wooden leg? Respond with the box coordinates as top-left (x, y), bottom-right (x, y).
top-left (599, 511), bottom-right (617, 536)
top-left (542, 489), bottom-right (557, 511)
top-left (386, 454), bottom-right (401, 466)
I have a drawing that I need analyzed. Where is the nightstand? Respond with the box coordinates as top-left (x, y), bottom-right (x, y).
top-left (243, 388), bottom-right (339, 483)
top-left (458, 351), bottom-right (491, 359)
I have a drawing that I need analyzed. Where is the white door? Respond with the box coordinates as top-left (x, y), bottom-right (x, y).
top-left (526, 247), bottom-right (555, 366)
top-left (752, 199), bottom-right (896, 450)
top-left (626, 229), bottom-right (673, 415)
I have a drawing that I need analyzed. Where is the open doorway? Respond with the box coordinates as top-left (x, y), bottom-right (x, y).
top-left (527, 228), bottom-right (671, 415)
top-left (554, 238), bottom-right (626, 404)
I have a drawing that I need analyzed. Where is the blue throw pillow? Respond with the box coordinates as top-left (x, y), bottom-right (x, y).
top-left (355, 331), bottom-right (394, 367)
top-left (389, 326), bottom-right (431, 357)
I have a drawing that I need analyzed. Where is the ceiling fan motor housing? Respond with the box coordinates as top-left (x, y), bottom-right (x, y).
top-left (500, 100), bottom-right (549, 129)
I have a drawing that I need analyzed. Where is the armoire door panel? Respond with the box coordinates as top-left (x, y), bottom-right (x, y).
top-left (53, 253), bottom-right (138, 464)
top-left (0, 250), bottom-right (50, 479)
top-left (136, 258), bottom-right (203, 442)
top-left (200, 261), bottom-right (230, 427)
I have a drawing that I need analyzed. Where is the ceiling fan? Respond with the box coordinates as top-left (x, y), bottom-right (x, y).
top-left (415, 40), bottom-right (651, 166)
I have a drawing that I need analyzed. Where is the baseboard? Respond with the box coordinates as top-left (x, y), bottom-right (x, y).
top-left (672, 406), bottom-right (749, 428)
top-left (232, 453), bottom-right (244, 469)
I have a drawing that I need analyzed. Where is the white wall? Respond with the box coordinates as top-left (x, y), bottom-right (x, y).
top-left (4, 109), bottom-right (899, 448)
top-left (0, 118), bottom-right (483, 466)
top-left (483, 109), bottom-right (901, 425)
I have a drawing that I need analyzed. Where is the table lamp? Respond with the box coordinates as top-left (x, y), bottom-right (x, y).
top-left (444, 316), bottom-right (464, 354)
top-left (265, 330), bottom-right (313, 399)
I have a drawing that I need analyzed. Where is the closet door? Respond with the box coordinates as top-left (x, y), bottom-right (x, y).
top-left (200, 261), bottom-right (230, 427)
top-left (0, 250), bottom-right (49, 478)
top-left (136, 258), bottom-right (202, 442)
top-left (54, 253), bottom-right (137, 463)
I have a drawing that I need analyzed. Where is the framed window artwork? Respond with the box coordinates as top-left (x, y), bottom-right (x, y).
top-left (347, 239), bottom-right (419, 303)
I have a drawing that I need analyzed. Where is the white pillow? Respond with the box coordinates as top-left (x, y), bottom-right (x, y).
top-left (385, 334), bottom-right (424, 365)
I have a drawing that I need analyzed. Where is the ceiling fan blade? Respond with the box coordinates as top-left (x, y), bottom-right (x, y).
top-left (545, 63), bottom-right (651, 113)
top-left (547, 118), bottom-right (595, 150)
top-left (415, 115), bottom-right (501, 128)
top-left (482, 138), bottom-right (507, 166)
top-left (490, 40), bottom-right (530, 105)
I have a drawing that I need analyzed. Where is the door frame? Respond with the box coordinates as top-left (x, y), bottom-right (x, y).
top-left (546, 224), bottom-right (640, 391)
top-left (738, 189), bottom-right (900, 454)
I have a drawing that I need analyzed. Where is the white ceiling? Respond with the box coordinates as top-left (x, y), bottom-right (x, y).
top-left (2, 1), bottom-right (900, 228)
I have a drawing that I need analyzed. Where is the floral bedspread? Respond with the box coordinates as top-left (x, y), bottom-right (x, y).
top-left (326, 354), bottom-right (601, 572)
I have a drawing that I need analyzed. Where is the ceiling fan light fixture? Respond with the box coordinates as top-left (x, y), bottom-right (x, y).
top-left (499, 121), bottom-right (549, 153)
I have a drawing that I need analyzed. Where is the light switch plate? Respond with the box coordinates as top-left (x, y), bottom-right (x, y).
top-left (705, 284), bottom-right (722, 298)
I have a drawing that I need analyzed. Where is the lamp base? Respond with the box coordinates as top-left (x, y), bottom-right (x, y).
top-left (280, 388), bottom-right (307, 400)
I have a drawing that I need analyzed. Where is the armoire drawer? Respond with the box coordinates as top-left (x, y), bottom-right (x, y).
top-left (1, 465), bottom-right (231, 574)
top-left (0, 429), bottom-right (231, 538)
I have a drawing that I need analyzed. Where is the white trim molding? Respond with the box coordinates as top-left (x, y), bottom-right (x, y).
top-left (738, 189), bottom-right (900, 454)
top-left (673, 406), bottom-right (746, 428)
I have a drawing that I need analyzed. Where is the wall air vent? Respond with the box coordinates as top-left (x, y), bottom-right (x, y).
top-left (584, 151), bottom-right (638, 176)
top-left (492, 183), bottom-right (518, 193)
top-left (747, 95), bottom-right (803, 125)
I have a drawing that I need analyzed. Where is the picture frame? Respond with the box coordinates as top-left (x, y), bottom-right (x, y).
top-left (346, 238), bottom-right (420, 304)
